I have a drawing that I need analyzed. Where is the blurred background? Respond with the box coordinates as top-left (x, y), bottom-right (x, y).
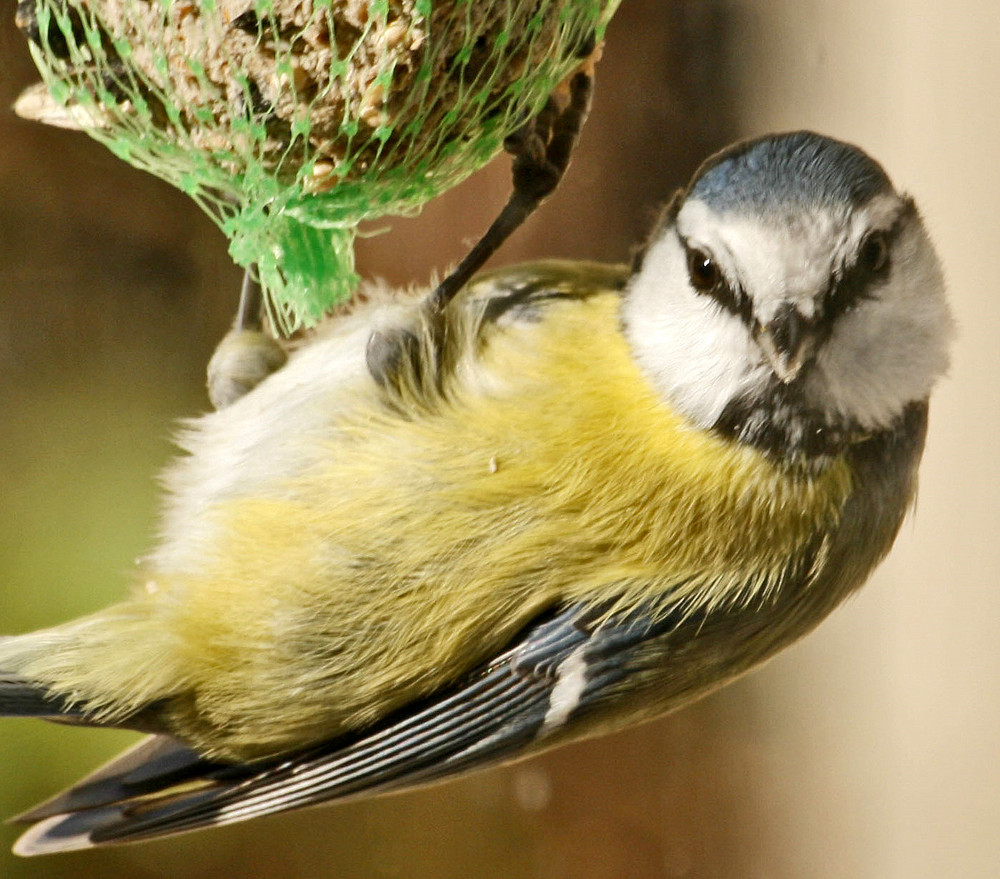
top-left (1, 1), bottom-right (998, 877)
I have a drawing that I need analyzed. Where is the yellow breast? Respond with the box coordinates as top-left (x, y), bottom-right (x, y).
top-left (9, 290), bottom-right (852, 759)
top-left (155, 291), bottom-right (851, 757)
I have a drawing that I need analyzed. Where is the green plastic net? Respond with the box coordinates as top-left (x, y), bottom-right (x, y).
top-left (14, 0), bottom-right (619, 331)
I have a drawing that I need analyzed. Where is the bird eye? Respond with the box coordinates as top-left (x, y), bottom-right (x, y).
top-left (860, 231), bottom-right (890, 275)
top-left (685, 245), bottom-right (720, 292)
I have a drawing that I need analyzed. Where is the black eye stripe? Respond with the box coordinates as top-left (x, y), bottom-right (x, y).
top-left (823, 198), bottom-right (914, 320)
top-left (679, 236), bottom-right (753, 325)
top-left (677, 197), bottom-right (914, 332)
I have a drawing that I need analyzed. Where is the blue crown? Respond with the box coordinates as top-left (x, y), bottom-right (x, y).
top-left (690, 132), bottom-right (893, 214)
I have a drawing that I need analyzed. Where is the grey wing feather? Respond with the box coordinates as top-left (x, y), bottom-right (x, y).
top-left (14, 600), bottom-right (679, 854)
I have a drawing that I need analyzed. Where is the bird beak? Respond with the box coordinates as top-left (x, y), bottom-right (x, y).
top-left (754, 305), bottom-right (818, 385)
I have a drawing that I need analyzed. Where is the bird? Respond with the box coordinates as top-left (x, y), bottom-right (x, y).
top-left (0, 131), bottom-right (952, 855)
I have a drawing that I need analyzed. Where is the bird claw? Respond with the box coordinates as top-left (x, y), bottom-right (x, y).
top-left (424, 64), bottom-right (595, 317)
top-left (506, 69), bottom-right (594, 205)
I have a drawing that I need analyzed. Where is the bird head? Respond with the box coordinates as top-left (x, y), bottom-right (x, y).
top-left (624, 131), bottom-right (953, 461)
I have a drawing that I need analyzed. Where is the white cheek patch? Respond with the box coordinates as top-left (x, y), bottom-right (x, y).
top-left (808, 221), bottom-right (953, 429)
top-left (623, 231), bottom-right (767, 429)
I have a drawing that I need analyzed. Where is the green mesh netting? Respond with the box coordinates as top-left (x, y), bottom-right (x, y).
top-left (15, 0), bottom-right (619, 330)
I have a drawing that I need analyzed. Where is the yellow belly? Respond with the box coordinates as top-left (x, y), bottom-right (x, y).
top-left (156, 292), bottom-right (851, 757)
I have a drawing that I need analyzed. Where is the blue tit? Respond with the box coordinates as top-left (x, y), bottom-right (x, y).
top-left (0, 131), bottom-right (952, 854)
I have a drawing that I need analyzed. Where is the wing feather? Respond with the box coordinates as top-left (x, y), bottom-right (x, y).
top-left (15, 600), bottom-right (677, 854)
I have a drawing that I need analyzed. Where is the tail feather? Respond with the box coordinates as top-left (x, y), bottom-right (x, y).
top-left (11, 735), bottom-right (259, 856)
top-left (12, 735), bottom-right (222, 826)
top-left (0, 673), bottom-right (83, 720)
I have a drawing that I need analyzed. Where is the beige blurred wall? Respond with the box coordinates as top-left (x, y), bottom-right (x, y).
top-left (726, 2), bottom-right (1000, 877)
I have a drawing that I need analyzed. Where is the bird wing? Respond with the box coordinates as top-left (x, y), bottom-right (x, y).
top-left (13, 599), bottom-right (680, 855)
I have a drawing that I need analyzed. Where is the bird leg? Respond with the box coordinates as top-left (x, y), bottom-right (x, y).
top-left (428, 66), bottom-right (595, 314)
top-left (367, 58), bottom-right (596, 391)
top-left (206, 265), bottom-right (288, 409)
top-left (233, 266), bottom-right (266, 333)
